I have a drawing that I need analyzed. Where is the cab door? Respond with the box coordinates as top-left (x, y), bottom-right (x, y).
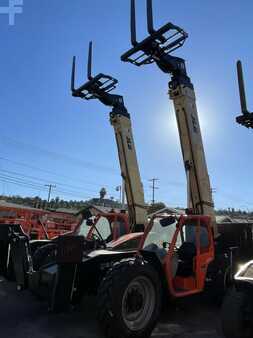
top-left (195, 217), bottom-right (215, 291)
top-left (165, 215), bottom-right (214, 297)
top-left (111, 214), bottom-right (130, 241)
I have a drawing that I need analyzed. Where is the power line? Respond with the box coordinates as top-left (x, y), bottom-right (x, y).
top-left (0, 156), bottom-right (114, 189)
top-left (0, 135), bottom-right (118, 175)
top-left (0, 168), bottom-right (100, 195)
top-left (0, 174), bottom-right (92, 200)
top-left (0, 177), bottom-right (93, 200)
top-left (0, 177), bottom-right (47, 193)
top-left (0, 174), bottom-right (46, 190)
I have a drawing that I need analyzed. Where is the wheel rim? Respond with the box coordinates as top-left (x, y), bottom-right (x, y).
top-left (122, 275), bottom-right (156, 331)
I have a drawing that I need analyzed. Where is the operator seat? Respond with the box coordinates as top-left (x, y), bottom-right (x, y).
top-left (144, 243), bottom-right (178, 277)
top-left (176, 242), bottom-right (196, 277)
top-left (105, 221), bottom-right (120, 243)
top-left (107, 220), bottom-right (128, 243)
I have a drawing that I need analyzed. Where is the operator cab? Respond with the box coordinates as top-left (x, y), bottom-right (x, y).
top-left (141, 212), bottom-right (214, 297)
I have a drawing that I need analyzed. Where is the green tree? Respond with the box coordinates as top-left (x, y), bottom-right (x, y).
top-left (99, 187), bottom-right (107, 199)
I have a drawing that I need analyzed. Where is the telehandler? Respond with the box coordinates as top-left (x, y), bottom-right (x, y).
top-left (221, 61), bottom-right (253, 338)
top-left (0, 207), bottom-right (78, 280)
top-left (2, 208), bottom-right (132, 289)
top-left (95, 2), bottom-right (253, 338)
top-left (2, 37), bottom-right (149, 289)
top-left (7, 2), bottom-right (253, 333)
top-left (7, 41), bottom-right (148, 308)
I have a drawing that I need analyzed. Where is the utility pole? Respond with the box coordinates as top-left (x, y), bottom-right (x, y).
top-left (116, 185), bottom-right (122, 202)
top-left (45, 184), bottom-right (56, 203)
top-left (121, 179), bottom-right (125, 209)
top-left (116, 179), bottom-right (126, 209)
top-left (149, 178), bottom-right (159, 205)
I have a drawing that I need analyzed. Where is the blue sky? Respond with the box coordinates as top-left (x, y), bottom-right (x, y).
top-left (0, 0), bottom-right (252, 209)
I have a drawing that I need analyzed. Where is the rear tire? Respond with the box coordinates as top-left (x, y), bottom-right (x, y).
top-left (97, 258), bottom-right (162, 338)
top-left (221, 287), bottom-right (253, 338)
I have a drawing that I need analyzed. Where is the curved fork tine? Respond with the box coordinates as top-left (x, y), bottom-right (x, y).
top-left (131, 0), bottom-right (137, 46)
top-left (87, 41), bottom-right (93, 80)
top-left (71, 56), bottom-right (76, 92)
top-left (147, 0), bottom-right (155, 34)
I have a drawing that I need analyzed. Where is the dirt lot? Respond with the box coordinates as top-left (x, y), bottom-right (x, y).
top-left (0, 276), bottom-right (223, 338)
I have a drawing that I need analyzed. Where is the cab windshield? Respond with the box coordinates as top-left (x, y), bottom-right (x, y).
top-left (93, 216), bottom-right (112, 241)
top-left (143, 218), bottom-right (178, 250)
top-left (76, 216), bottom-right (112, 241)
top-left (77, 217), bottom-right (95, 237)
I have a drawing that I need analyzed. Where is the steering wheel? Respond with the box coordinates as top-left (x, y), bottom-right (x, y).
top-left (91, 233), bottom-right (106, 249)
top-left (162, 241), bottom-right (180, 252)
top-left (91, 233), bottom-right (100, 240)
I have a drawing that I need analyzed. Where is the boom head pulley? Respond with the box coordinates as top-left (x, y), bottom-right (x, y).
top-left (71, 41), bottom-right (121, 107)
top-left (121, 0), bottom-right (188, 74)
top-left (235, 60), bottom-right (253, 128)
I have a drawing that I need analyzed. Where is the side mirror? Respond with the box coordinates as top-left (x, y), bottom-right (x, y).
top-left (159, 216), bottom-right (176, 227)
top-left (86, 219), bottom-right (94, 227)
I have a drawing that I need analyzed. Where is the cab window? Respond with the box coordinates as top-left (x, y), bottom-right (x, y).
top-left (143, 219), bottom-right (178, 250)
top-left (77, 217), bottom-right (95, 237)
top-left (183, 221), bottom-right (209, 248)
top-left (95, 216), bottom-right (112, 241)
top-left (200, 224), bottom-right (209, 248)
top-left (112, 218), bottom-right (128, 237)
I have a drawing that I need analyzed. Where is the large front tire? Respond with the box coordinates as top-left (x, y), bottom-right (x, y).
top-left (97, 259), bottom-right (162, 338)
top-left (221, 288), bottom-right (253, 338)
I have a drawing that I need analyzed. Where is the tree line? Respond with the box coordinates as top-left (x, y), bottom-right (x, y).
top-left (0, 194), bottom-right (252, 218)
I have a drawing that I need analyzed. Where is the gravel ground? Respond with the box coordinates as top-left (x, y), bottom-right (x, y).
top-left (0, 276), bottom-right (223, 338)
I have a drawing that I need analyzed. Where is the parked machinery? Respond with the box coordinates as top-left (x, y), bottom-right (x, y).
top-left (7, 208), bottom-right (136, 291)
top-left (221, 61), bottom-right (253, 338)
top-left (95, 2), bottom-right (253, 338)
top-left (7, 42), bottom-right (148, 306)
top-left (6, 3), bottom-right (253, 336)
top-left (0, 204), bottom-right (78, 240)
top-left (0, 205), bottom-right (79, 279)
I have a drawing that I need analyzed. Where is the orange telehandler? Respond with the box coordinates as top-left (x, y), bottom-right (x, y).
top-left (7, 3), bottom-right (253, 333)
top-left (95, 2), bottom-right (253, 337)
top-left (5, 42), bottom-right (148, 300)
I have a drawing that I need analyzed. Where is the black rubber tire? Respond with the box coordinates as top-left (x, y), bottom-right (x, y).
top-left (32, 243), bottom-right (57, 270)
top-left (97, 258), bottom-right (162, 338)
top-left (221, 287), bottom-right (253, 338)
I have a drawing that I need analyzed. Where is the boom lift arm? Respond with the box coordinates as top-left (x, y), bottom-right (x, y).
top-left (71, 42), bottom-right (147, 230)
top-left (121, 0), bottom-right (216, 233)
